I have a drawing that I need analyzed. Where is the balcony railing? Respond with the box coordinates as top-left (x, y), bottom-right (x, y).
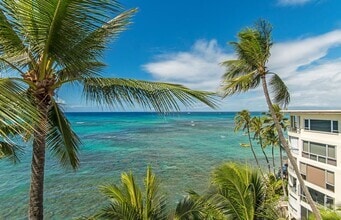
top-left (289, 127), bottom-right (299, 133)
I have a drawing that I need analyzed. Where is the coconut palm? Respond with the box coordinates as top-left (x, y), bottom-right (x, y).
top-left (173, 190), bottom-right (225, 220)
top-left (262, 127), bottom-right (279, 176)
top-left (0, 80), bottom-right (39, 162)
top-left (209, 162), bottom-right (279, 219)
top-left (95, 167), bottom-right (168, 220)
top-left (250, 116), bottom-right (271, 173)
top-left (234, 110), bottom-right (261, 169)
top-left (173, 163), bottom-right (280, 220)
top-left (263, 104), bottom-right (289, 196)
top-left (0, 1), bottom-right (216, 219)
top-left (220, 19), bottom-right (321, 219)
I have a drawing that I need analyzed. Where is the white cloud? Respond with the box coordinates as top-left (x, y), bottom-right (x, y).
top-left (277, 0), bottom-right (312, 6)
top-left (55, 97), bottom-right (66, 105)
top-left (143, 30), bottom-right (341, 110)
top-left (269, 30), bottom-right (341, 75)
top-left (143, 40), bottom-right (232, 91)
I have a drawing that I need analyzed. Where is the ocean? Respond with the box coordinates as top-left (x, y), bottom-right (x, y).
top-left (0, 112), bottom-right (279, 219)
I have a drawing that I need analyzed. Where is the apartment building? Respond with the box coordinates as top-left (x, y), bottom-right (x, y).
top-left (284, 110), bottom-right (341, 220)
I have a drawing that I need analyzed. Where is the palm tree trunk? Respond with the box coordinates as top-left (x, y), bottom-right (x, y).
top-left (272, 145), bottom-right (276, 176)
top-left (247, 127), bottom-right (261, 170)
top-left (260, 138), bottom-right (271, 173)
top-left (261, 75), bottom-right (321, 220)
top-left (279, 146), bottom-right (288, 197)
top-left (29, 101), bottom-right (48, 220)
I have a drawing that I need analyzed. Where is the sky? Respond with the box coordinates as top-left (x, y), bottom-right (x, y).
top-left (59, 0), bottom-right (341, 112)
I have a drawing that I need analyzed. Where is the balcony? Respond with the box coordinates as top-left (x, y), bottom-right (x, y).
top-left (289, 127), bottom-right (300, 133)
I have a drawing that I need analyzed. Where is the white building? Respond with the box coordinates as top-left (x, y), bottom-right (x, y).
top-left (284, 110), bottom-right (341, 220)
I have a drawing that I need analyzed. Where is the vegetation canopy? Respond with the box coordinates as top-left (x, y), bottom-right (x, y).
top-left (0, 1), bottom-right (216, 219)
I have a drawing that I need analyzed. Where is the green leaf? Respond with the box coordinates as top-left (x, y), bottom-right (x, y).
top-left (0, 141), bottom-right (23, 163)
top-left (47, 99), bottom-right (80, 169)
top-left (83, 78), bottom-right (218, 112)
top-left (269, 73), bottom-right (290, 108)
top-left (0, 78), bottom-right (39, 137)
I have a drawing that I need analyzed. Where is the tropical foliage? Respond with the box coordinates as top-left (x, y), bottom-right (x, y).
top-left (234, 110), bottom-right (261, 169)
top-left (0, 1), bottom-right (216, 218)
top-left (309, 207), bottom-right (341, 220)
top-left (85, 163), bottom-right (285, 220)
top-left (94, 167), bottom-right (168, 220)
top-left (220, 19), bottom-right (321, 219)
top-left (0, 80), bottom-right (39, 162)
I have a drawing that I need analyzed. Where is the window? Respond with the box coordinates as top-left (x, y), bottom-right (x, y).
top-left (301, 206), bottom-right (311, 220)
top-left (332, 120), bottom-right (338, 133)
top-left (300, 162), bottom-right (307, 179)
top-left (290, 115), bottom-right (300, 132)
top-left (301, 187), bottom-right (335, 210)
top-left (304, 119), bottom-right (339, 133)
top-left (326, 171), bottom-right (335, 192)
top-left (301, 141), bottom-right (337, 166)
top-left (303, 141), bottom-right (309, 152)
top-left (310, 142), bottom-right (326, 156)
top-left (310, 119), bottom-right (331, 132)
top-left (304, 119), bottom-right (309, 130)
top-left (289, 136), bottom-right (299, 154)
top-left (300, 163), bottom-right (335, 192)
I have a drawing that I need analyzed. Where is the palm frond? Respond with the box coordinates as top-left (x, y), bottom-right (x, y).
top-left (234, 110), bottom-right (251, 132)
top-left (220, 71), bottom-right (260, 98)
top-left (0, 140), bottom-right (23, 163)
top-left (47, 99), bottom-right (81, 169)
top-left (83, 78), bottom-right (218, 112)
top-left (98, 167), bottom-right (167, 220)
top-left (174, 195), bottom-right (207, 220)
top-left (144, 166), bottom-right (168, 220)
top-left (210, 162), bottom-right (273, 220)
top-left (255, 19), bottom-right (273, 63)
top-left (121, 172), bottom-right (143, 214)
top-left (97, 203), bottom-right (141, 220)
top-left (269, 73), bottom-right (290, 108)
top-left (0, 0), bottom-right (135, 78)
top-left (54, 8), bottom-right (137, 80)
top-left (0, 78), bottom-right (39, 136)
top-left (220, 59), bottom-right (252, 80)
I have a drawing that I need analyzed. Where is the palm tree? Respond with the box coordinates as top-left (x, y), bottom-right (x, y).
top-left (234, 110), bottom-right (261, 169)
top-left (210, 162), bottom-right (279, 219)
top-left (95, 167), bottom-right (168, 220)
top-left (220, 19), bottom-right (321, 219)
top-left (263, 104), bottom-right (289, 197)
top-left (262, 127), bottom-right (280, 176)
top-left (0, 1), bottom-right (216, 219)
top-left (0, 80), bottom-right (39, 162)
top-left (250, 116), bottom-right (271, 173)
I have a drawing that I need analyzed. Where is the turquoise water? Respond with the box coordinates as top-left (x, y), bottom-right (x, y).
top-left (0, 112), bottom-right (278, 219)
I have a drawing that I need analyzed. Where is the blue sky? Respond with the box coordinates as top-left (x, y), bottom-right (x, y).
top-left (60, 0), bottom-right (341, 112)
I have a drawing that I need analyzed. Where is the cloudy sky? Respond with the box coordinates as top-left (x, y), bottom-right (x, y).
top-left (59, 0), bottom-right (341, 112)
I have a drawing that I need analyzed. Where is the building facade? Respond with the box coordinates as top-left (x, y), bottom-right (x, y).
top-left (284, 110), bottom-right (341, 220)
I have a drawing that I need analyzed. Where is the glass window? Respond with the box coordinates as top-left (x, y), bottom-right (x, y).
top-left (318, 157), bottom-right (326, 163)
top-left (327, 159), bottom-right (337, 166)
top-left (328, 145), bottom-right (336, 159)
top-left (291, 116), bottom-right (296, 128)
top-left (310, 119), bottom-right (331, 132)
top-left (303, 141), bottom-right (309, 152)
top-left (310, 154), bottom-right (317, 160)
top-left (304, 119), bottom-right (309, 129)
top-left (326, 196), bottom-right (334, 208)
top-left (326, 171), bottom-right (334, 185)
top-left (310, 142), bottom-right (326, 156)
top-left (326, 184), bottom-right (334, 192)
top-left (332, 121), bottom-right (338, 133)
top-left (309, 187), bottom-right (325, 206)
top-left (300, 163), bottom-right (307, 175)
